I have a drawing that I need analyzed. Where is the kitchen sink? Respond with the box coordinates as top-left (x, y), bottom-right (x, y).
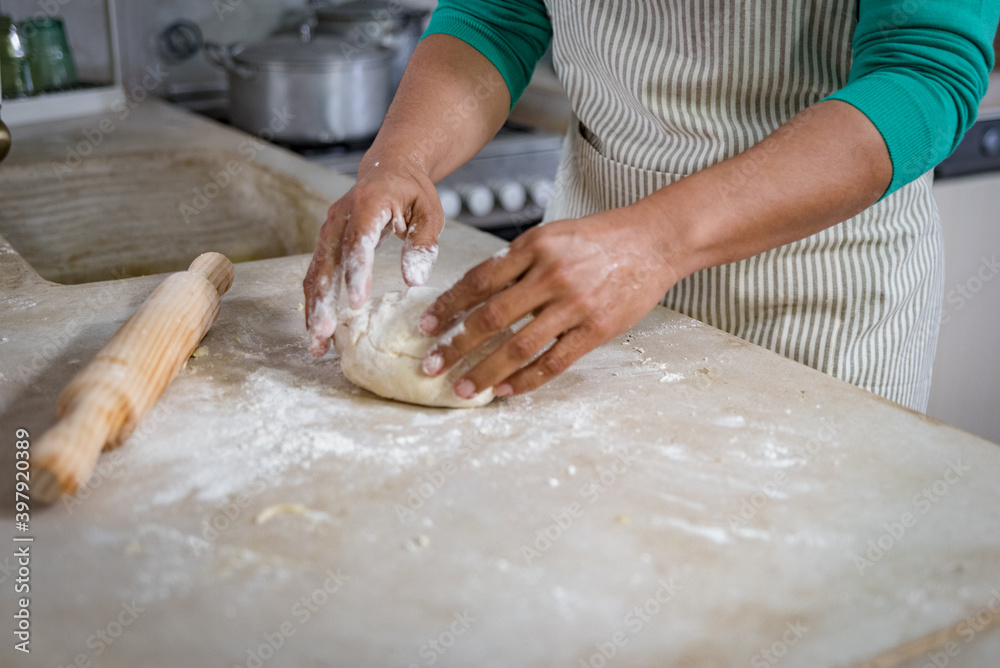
top-left (0, 148), bottom-right (330, 284)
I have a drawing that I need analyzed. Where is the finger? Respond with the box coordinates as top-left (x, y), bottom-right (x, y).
top-left (421, 270), bottom-right (550, 376)
top-left (419, 245), bottom-right (529, 335)
top-left (303, 209), bottom-right (348, 356)
top-left (306, 263), bottom-right (343, 357)
top-left (492, 322), bottom-right (601, 397)
top-left (449, 306), bottom-right (575, 399)
top-left (402, 237), bottom-right (439, 287)
top-left (375, 222), bottom-right (394, 251)
top-left (391, 208), bottom-right (408, 239)
top-left (342, 200), bottom-right (398, 309)
top-left (401, 193), bottom-right (444, 287)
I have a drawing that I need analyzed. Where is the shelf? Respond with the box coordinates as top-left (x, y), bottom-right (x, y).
top-left (3, 85), bottom-right (125, 127)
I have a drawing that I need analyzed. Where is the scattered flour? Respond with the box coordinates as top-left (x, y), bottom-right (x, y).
top-left (714, 415), bottom-right (747, 428)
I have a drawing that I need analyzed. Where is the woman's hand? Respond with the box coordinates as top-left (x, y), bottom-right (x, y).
top-left (419, 207), bottom-right (684, 398)
top-left (303, 158), bottom-right (444, 357)
top-left (302, 35), bottom-right (512, 357)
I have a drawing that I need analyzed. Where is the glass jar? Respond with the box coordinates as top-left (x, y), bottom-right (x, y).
top-left (21, 16), bottom-right (78, 93)
top-left (1, 15), bottom-right (34, 98)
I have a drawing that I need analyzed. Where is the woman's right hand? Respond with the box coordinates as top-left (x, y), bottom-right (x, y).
top-left (303, 156), bottom-right (445, 357)
top-left (303, 34), bottom-right (514, 357)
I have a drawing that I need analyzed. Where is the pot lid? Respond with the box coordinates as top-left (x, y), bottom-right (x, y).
top-left (233, 35), bottom-right (390, 68)
top-left (314, 1), bottom-right (429, 23)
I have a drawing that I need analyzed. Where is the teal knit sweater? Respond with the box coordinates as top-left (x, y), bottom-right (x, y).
top-left (424, 1), bottom-right (999, 197)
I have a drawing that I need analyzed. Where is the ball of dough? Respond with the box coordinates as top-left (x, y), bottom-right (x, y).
top-left (333, 288), bottom-right (504, 408)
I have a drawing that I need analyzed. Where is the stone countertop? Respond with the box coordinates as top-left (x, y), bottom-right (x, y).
top-left (1, 100), bottom-right (999, 668)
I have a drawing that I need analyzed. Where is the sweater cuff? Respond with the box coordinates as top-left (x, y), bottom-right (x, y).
top-left (826, 73), bottom-right (953, 200)
top-left (423, 15), bottom-right (533, 109)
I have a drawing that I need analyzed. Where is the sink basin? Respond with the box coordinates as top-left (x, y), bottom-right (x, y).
top-left (0, 149), bottom-right (331, 284)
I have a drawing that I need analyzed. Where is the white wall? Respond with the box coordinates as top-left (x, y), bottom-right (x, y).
top-left (929, 175), bottom-right (1000, 444)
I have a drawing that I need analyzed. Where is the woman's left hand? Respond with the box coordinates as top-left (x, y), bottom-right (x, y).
top-left (419, 206), bottom-right (685, 399)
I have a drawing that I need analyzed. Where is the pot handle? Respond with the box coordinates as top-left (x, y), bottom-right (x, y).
top-left (377, 33), bottom-right (399, 52)
top-left (204, 41), bottom-right (255, 79)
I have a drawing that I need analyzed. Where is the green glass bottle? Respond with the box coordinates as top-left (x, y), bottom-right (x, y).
top-left (21, 16), bottom-right (78, 93)
top-left (1, 15), bottom-right (34, 98)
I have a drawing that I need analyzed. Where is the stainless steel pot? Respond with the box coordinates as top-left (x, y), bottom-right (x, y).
top-left (313, 0), bottom-right (429, 90)
top-left (205, 34), bottom-right (393, 144)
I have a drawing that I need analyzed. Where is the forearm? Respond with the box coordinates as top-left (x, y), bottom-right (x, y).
top-left (359, 34), bottom-right (511, 183)
top-left (636, 100), bottom-right (893, 278)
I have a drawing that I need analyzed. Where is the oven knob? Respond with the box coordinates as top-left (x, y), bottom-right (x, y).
top-left (981, 127), bottom-right (1000, 158)
top-left (436, 187), bottom-right (462, 219)
top-left (457, 184), bottom-right (495, 217)
top-left (526, 178), bottom-right (554, 208)
top-left (491, 180), bottom-right (527, 212)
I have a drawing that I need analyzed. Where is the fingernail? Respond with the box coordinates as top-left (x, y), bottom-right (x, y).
top-left (308, 333), bottom-right (330, 358)
top-left (495, 383), bottom-right (514, 397)
top-left (403, 245), bottom-right (438, 287)
top-left (422, 350), bottom-right (444, 376)
top-left (455, 379), bottom-right (476, 399)
top-left (420, 312), bottom-right (439, 334)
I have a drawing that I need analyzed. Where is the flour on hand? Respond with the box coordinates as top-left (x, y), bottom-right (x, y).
top-left (333, 288), bottom-right (506, 408)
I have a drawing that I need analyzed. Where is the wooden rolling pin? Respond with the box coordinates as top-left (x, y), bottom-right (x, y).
top-left (30, 252), bottom-right (234, 503)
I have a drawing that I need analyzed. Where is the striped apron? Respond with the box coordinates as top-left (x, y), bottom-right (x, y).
top-left (542, 0), bottom-right (943, 411)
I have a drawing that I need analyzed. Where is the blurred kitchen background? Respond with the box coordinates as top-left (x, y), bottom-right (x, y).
top-left (1, 0), bottom-right (998, 442)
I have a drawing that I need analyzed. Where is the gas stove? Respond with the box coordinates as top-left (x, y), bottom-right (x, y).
top-left (293, 123), bottom-right (563, 240)
top-left (172, 93), bottom-right (563, 241)
top-left (296, 123), bottom-right (563, 240)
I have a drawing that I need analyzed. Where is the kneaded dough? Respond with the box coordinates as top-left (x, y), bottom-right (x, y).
top-left (334, 288), bottom-right (505, 408)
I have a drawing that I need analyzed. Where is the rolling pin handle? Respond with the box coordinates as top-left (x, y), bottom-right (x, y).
top-left (188, 252), bottom-right (235, 296)
top-left (31, 399), bottom-right (117, 503)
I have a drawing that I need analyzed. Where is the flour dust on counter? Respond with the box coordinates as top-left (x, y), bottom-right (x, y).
top-left (9, 100), bottom-right (1000, 667)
